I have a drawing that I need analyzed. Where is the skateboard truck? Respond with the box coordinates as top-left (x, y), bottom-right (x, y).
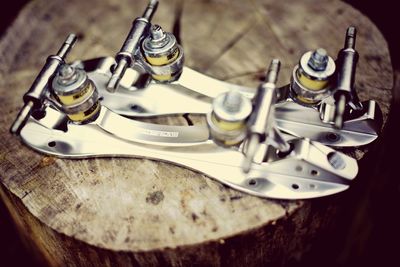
top-left (260, 27), bottom-right (382, 145)
top-left (320, 27), bottom-right (365, 129)
top-left (107, 0), bottom-right (159, 92)
top-left (10, 34), bottom-right (77, 135)
top-left (107, 0), bottom-right (184, 93)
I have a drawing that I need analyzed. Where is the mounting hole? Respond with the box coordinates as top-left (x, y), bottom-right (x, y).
top-left (295, 165), bottom-right (303, 172)
top-left (292, 184), bottom-right (299, 190)
top-left (326, 132), bottom-right (340, 142)
top-left (276, 143), bottom-right (294, 158)
top-left (129, 104), bottom-right (146, 113)
top-left (248, 179), bottom-right (257, 186)
top-left (310, 169), bottom-right (319, 176)
top-left (98, 96), bottom-right (104, 101)
top-left (110, 64), bottom-right (116, 73)
top-left (32, 109), bottom-right (46, 120)
top-left (76, 32), bottom-right (85, 40)
top-left (48, 141), bottom-right (56, 147)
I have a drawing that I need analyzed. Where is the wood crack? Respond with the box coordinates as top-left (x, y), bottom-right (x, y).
top-left (249, 0), bottom-right (291, 61)
top-left (182, 113), bottom-right (194, 126)
top-left (21, 190), bottom-right (32, 200)
top-left (172, 0), bottom-right (184, 45)
top-left (220, 66), bottom-right (292, 82)
top-left (202, 22), bottom-right (254, 72)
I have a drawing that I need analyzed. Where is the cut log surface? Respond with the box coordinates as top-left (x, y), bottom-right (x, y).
top-left (0, 0), bottom-right (393, 266)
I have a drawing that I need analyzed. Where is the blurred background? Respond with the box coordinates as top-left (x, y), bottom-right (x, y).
top-left (0, 0), bottom-right (399, 266)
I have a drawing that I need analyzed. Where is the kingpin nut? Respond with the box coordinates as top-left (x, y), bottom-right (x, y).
top-left (58, 64), bottom-right (78, 85)
top-left (207, 90), bottom-right (252, 146)
top-left (290, 48), bottom-right (336, 106)
top-left (141, 24), bottom-right (184, 82)
top-left (308, 48), bottom-right (329, 71)
top-left (150, 25), bottom-right (166, 43)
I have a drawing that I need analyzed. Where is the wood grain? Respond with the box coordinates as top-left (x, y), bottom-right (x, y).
top-left (0, 0), bottom-right (393, 266)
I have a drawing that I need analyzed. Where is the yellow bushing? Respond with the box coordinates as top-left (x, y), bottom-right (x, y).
top-left (145, 47), bottom-right (179, 66)
top-left (295, 94), bottom-right (319, 105)
top-left (211, 114), bottom-right (245, 131)
top-left (56, 82), bottom-right (94, 106)
top-left (67, 101), bottom-right (101, 123)
top-left (151, 74), bottom-right (173, 82)
top-left (297, 71), bottom-right (329, 91)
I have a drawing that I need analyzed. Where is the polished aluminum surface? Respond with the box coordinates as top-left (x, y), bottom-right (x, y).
top-left (20, 106), bottom-right (358, 200)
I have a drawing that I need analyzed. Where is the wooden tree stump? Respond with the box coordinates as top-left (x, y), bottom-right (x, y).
top-left (0, 0), bottom-right (393, 266)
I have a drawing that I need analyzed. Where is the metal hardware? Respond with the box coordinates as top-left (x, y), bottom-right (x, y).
top-left (275, 99), bottom-right (381, 147)
top-left (52, 64), bottom-right (101, 123)
top-left (82, 21), bottom-right (379, 148)
top-left (10, 1), bottom-right (379, 200)
top-left (308, 48), bottom-right (329, 71)
top-left (242, 59), bottom-right (291, 173)
top-left (107, 0), bottom-right (159, 92)
top-left (19, 105), bottom-right (358, 200)
top-left (290, 48), bottom-right (335, 106)
top-left (331, 26), bottom-right (364, 129)
top-left (207, 90), bottom-right (252, 146)
top-left (10, 45), bottom-right (360, 199)
top-left (141, 24), bottom-right (184, 82)
top-left (10, 34), bottom-right (77, 135)
top-left (71, 56), bottom-right (381, 147)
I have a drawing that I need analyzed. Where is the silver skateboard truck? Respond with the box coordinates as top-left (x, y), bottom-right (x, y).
top-left (10, 34), bottom-right (77, 135)
top-left (287, 26), bottom-right (381, 144)
top-left (107, 0), bottom-right (184, 93)
top-left (107, 0), bottom-right (159, 92)
top-left (10, 37), bottom-right (358, 199)
top-left (320, 27), bottom-right (367, 128)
